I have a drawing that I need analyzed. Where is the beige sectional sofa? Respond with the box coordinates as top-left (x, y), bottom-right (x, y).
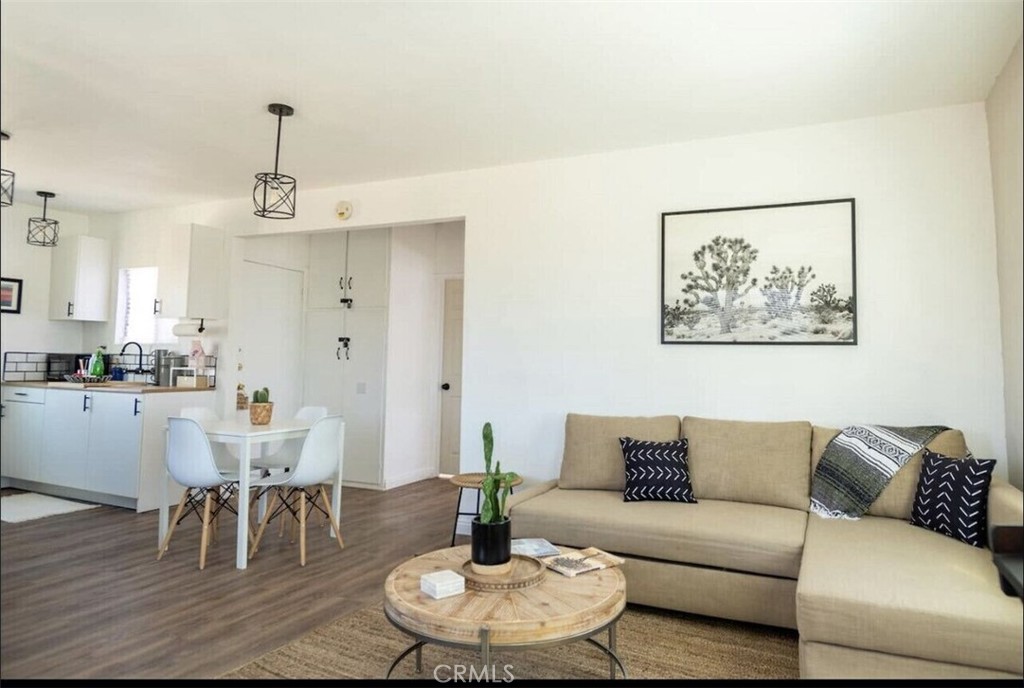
top-left (508, 414), bottom-right (1024, 679)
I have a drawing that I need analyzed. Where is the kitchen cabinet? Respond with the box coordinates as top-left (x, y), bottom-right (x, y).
top-left (84, 393), bottom-right (143, 497)
top-left (48, 235), bottom-right (111, 321)
top-left (308, 228), bottom-right (389, 310)
top-left (302, 308), bottom-right (388, 487)
top-left (5, 385), bottom-right (215, 510)
top-left (155, 223), bottom-right (228, 319)
top-left (1, 386), bottom-right (45, 483)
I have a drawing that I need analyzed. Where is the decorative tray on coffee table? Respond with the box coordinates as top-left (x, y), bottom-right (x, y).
top-left (460, 554), bottom-right (545, 592)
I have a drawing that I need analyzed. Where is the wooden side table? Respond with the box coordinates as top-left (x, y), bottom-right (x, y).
top-left (448, 472), bottom-right (524, 546)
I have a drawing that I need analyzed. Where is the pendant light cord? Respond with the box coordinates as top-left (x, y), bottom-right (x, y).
top-left (273, 112), bottom-right (283, 176)
top-left (42, 195), bottom-right (48, 219)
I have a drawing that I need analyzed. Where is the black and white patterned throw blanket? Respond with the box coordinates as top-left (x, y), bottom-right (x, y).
top-left (810, 424), bottom-right (950, 519)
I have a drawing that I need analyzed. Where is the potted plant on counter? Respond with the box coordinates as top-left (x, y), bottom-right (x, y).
top-left (470, 422), bottom-right (519, 575)
top-left (249, 387), bottom-right (273, 425)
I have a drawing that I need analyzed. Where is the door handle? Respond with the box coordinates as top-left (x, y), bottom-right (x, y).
top-left (339, 298), bottom-right (353, 308)
top-left (153, 298), bottom-right (162, 315)
top-left (133, 398), bottom-right (142, 416)
top-left (67, 301), bottom-right (74, 317)
top-left (441, 383), bottom-right (451, 391)
top-left (83, 394), bottom-right (91, 412)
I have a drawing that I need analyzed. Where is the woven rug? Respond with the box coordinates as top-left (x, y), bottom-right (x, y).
top-left (224, 604), bottom-right (799, 680)
top-left (0, 493), bottom-right (99, 523)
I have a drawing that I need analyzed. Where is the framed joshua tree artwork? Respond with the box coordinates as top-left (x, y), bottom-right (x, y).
top-left (661, 198), bottom-right (856, 345)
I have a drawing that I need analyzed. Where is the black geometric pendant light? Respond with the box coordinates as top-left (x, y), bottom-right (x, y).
top-left (27, 191), bottom-right (60, 247)
top-left (253, 103), bottom-right (296, 219)
top-left (0, 131), bottom-right (13, 208)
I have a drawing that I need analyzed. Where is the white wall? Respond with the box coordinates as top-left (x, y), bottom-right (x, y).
top-left (986, 35), bottom-right (1024, 489)
top-left (383, 221), bottom-right (465, 488)
top-left (89, 103), bottom-right (1009, 486)
top-left (0, 202), bottom-right (91, 363)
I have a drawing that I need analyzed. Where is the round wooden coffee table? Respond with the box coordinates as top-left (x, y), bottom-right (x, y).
top-left (383, 545), bottom-right (627, 679)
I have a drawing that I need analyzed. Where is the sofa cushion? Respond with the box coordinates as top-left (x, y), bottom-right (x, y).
top-left (910, 450), bottom-right (996, 547)
top-left (558, 414), bottom-right (680, 491)
top-left (682, 416), bottom-right (812, 511)
top-left (620, 437), bottom-right (695, 503)
top-left (797, 515), bottom-right (1023, 675)
top-left (811, 426), bottom-right (970, 520)
top-left (510, 487), bottom-right (806, 578)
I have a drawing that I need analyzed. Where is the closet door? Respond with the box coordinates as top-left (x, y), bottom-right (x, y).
top-left (341, 308), bottom-right (387, 486)
top-left (302, 310), bottom-right (346, 415)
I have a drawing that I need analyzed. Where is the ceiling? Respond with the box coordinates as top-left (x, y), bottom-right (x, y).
top-left (1, 1), bottom-right (1021, 215)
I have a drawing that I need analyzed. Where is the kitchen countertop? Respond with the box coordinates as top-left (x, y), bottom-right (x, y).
top-left (1, 381), bottom-right (215, 394)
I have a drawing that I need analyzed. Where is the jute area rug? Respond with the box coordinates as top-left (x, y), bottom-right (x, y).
top-left (224, 604), bottom-right (799, 680)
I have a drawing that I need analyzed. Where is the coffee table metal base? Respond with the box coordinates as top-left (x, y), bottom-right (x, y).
top-left (383, 609), bottom-right (627, 680)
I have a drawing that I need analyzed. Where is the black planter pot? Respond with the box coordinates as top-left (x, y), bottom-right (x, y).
top-left (470, 516), bottom-right (511, 567)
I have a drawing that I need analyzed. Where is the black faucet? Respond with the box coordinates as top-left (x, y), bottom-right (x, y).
top-left (120, 341), bottom-right (145, 373)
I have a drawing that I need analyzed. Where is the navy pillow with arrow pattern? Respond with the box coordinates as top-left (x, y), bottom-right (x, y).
top-left (619, 437), bottom-right (696, 503)
top-left (910, 449), bottom-right (996, 548)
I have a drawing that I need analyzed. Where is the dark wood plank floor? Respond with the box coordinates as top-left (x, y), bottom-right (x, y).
top-left (0, 478), bottom-right (462, 679)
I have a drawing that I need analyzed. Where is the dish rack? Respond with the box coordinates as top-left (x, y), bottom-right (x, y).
top-left (64, 374), bottom-right (113, 383)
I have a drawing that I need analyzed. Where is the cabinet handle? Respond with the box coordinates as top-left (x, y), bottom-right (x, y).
top-left (67, 301), bottom-right (74, 317)
top-left (83, 394), bottom-right (91, 412)
top-left (133, 398), bottom-right (142, 416)
top-left (338, 276), bottom-right (345, 292)
top-left (338, 337), bottom-right (350, 361)
top-left (348, 277), bottom-right (353, 290)
top-left (14, 392), bottom-right (28, 397)
top-left (153, 298), bottom-right (162, 315)
top-left (336, 347), bottom-right (341, 361)
top-left (339, 298), bottom-right (353, 309)
top-left (1, 403), bottom-right (5, 419)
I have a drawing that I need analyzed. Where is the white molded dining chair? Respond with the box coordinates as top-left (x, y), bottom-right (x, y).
top-left (250, 414), bottom-right (344, 566)
top-left (253, 406), bottom-right (329, 471)
top-left (158, 416), bottom-right (241, 570)
top-left (180, 406), bottom-right (238, 470)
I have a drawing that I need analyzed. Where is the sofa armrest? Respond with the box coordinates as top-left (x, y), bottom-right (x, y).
top-left (506, 479), bottom-right (559, 515)
top-left (988, 478), bottom-right (1024, 528)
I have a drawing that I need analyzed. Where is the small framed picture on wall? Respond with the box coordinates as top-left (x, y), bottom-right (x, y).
top-left (1, 277), bottom-right (23, 314)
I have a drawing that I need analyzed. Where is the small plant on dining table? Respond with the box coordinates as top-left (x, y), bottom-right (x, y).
top-left (252, 387), bottom-right (270, 404)
top-left (478, 422), bottom-right (519, 524)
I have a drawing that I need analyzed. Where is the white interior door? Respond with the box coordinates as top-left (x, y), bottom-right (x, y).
top-left (238, 261), bottom-right (305, 419)
top-left (439, 279), bottom-right (464, 475)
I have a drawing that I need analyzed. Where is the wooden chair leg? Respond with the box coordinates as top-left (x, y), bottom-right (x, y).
top-left (199, 490), bottom-right (214, 570)
top-left (319, 485), bottom-right (345, 550)
top-left (250, 489), bottom-right (280, 558)
top-left (299, 489), bottom-right (307, 566)
top-left (157, 488), bottom-right (191, 560)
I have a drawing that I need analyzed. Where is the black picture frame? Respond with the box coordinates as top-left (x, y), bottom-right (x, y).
top-left (1, 277), bottom-right (23, 314)
top-left (661, 198), bottom-right (857, 345)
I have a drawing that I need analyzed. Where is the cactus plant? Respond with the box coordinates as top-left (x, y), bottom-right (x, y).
top-left (252, 387), bottom-right (270, 404)
top-left (680, 235), bottom-right (759, 334)
top-left (478, 422), bottom-right (518, 525)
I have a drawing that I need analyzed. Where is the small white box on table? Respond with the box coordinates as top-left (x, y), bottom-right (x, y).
top-left (420, 569), bottom-right (465, 599)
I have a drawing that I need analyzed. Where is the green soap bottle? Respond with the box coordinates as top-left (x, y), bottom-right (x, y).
top-left (89, 346), bottom-right (106, 377)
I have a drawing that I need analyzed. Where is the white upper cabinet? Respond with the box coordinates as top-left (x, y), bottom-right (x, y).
top-left (307, 232), bottom-right (349, 309)
top-left (156, 224), bottom-right (228, 319)
top-left (307, 228), bottom-right (389, 310)
top-left (48, 235), bottom-right (111, 321)
top-left (346, 228), bottom-right (390, 309)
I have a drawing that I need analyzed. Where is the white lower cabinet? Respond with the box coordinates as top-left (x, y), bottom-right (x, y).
top-left (1, 387), bottom-right (46, 483)
top-left (85, 393), bottom-right (143, 497)
top-left (7, 386), bottom-right (215, 511)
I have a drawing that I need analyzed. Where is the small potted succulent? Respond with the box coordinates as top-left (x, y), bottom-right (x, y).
top-left (470, 422), bottom-right (519, 574)
top-left (249, 387), bottom-right (273, 425)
